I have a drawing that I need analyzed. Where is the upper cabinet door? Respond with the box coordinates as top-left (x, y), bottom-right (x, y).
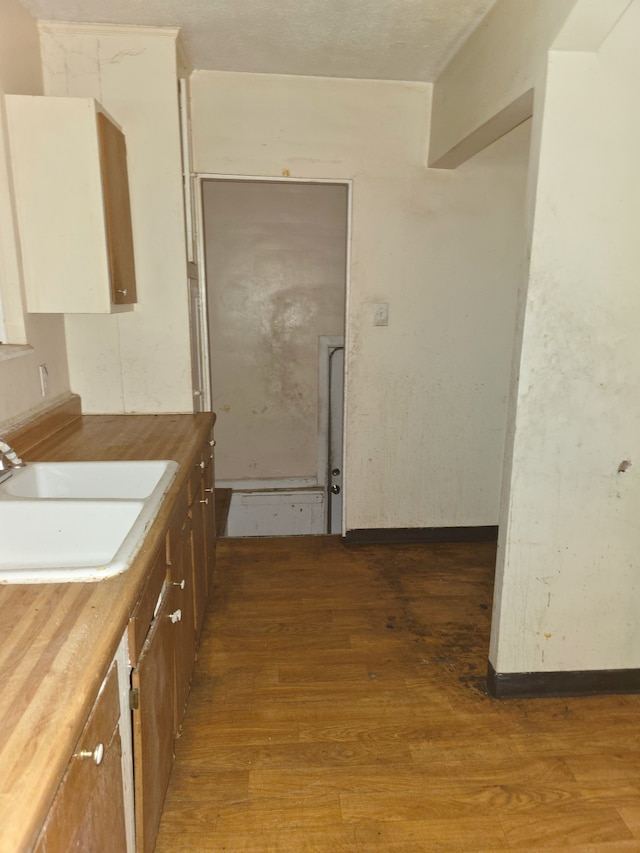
top-left (6, 95), bottom-right (137, 314)
top-left (97, 112), bottom-right (137, 307)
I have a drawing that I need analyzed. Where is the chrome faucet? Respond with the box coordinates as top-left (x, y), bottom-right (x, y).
top-left (0, 439), bottom-right (25, 485)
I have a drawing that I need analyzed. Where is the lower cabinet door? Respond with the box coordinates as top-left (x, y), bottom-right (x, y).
top-left (204, 449), bottom-right (216, 589)
top-left (191, 481), bottom-right (207, 640)
top-left (131, 587), bottom-right (176, 853)
top-left (35, 662), bottom-right (126, 852)
top-left (173, 513), bottom-right (196, 734)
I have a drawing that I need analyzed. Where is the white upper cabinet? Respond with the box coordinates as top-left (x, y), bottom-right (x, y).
top-left (6, 95), bottom-right (137, 313)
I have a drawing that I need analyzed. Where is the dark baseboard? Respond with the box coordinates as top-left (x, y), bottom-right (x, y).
top-left (343, 526), bottom-right (498, 546)
top-left (486, 661), bottom-right (640, 699)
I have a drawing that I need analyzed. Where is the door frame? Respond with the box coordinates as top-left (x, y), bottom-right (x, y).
top-left (193, 173), bottom-right (353, 535)
top-left (318, 335), bottom-right (344, 533)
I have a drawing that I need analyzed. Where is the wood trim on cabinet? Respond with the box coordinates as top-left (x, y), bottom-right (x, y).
top-left (96, 112), bottom-right (137, 305)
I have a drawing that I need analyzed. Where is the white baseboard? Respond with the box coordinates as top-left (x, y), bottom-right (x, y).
top-left (216, 476), bottom-right (318, 490)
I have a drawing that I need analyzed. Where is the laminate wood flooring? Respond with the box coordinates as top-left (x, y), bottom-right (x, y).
top-left (155, 536), bottom-right (640, 852)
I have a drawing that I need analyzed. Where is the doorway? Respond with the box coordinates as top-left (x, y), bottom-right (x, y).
top-left (198, 176), bottom-right (350, 536)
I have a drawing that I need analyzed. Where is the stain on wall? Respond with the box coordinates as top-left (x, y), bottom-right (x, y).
top-left (203, 179), bottom-right (347, 481)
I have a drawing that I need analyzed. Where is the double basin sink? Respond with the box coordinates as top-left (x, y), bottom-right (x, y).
top-left (0, 460), bottom-right (178, 583)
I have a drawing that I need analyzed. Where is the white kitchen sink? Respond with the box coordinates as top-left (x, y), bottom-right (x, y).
top-left (3, 460), bottom-right (175, 499)
top-left (0, 459), bottom-right (178, 583)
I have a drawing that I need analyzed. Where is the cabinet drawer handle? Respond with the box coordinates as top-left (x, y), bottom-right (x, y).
top-left (173, 579), bottom-right (186, 590)
top-left (77, 743), bottom-right (104, 766)
top-left (209, 439), bottom-right (216, 446)
top-left (116, 289), bottom-right (128, 296)
top-left (200, 498), bottom-right (209, 505)
top-left (196, 461), bottom-right (205, 469)
top-left (169, 609), bottom-right (182, 623)
top-left (204, 488), bottom-right (213, 493)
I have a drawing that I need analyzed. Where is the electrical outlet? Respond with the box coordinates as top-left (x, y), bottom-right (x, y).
top-left (38, 363), bottom-right (48, 397)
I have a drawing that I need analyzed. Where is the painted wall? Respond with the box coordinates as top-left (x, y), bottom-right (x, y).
top-left (38, 24), bottom-right (192, 414)
top-left (191, 71), bottom-right (530, 531)
top-left (490, 0), bottom-right (640, 673)
top-left (429, 0), bottom-right (576, 166)
top-left (203, 179), bottom-right (347, 482)
top-left (0, 0), bottom-right (70, 428)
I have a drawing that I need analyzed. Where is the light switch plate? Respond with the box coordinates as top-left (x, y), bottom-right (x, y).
top-left (373, 302), bottom-right (389, 326)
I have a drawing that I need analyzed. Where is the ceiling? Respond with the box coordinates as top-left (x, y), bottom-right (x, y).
top-left (18, 0), bottom-right (497, 83)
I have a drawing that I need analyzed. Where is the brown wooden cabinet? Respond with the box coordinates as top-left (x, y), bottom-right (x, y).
top-left (129, 435), bottom-right (216, 851)
top-left (173, 510), bottom-right (196, 734)
top-left (34, 663), bottom-right (127, 853)
top-left (34, 435), bottom-right (218, 853)
top-left (97, 112), bottom-right (137, 306)
top-left (204, 443), bottom-right (216, 588)
top-left (130, 549), bottom-right (175, 853)
top-left (6, 95), bottom-right (137, 313)
top-left (191, 475), bottom-right (207, 637)
top-left (189, 437), bottom-right (216, 639)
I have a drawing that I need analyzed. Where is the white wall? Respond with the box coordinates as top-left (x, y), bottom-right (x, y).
top-left (191, 71), bottom-right (530, 531)
top-left (0, 0), bottom-right (70, 427)
top-left (203, 179), bottom-right (347, 482)
top-left (429, 0), bottom-right (576, 167)
top-left (38, 24), bottom-right (192, 414)
top-left (490, 0), bottom-right (640, 673)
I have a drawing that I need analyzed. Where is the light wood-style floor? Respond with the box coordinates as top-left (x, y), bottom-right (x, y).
top-left (155, 536), bottom-right (640, 852)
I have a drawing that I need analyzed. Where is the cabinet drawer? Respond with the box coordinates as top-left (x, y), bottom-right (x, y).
top-left (35, 663), bottom-right (126, 852)
top-left (129, 546), bottom-right (168, 666)
top-left (188, 442), bottom-right (213, 506)
top-left (166, 484), bottom-right (189, 567)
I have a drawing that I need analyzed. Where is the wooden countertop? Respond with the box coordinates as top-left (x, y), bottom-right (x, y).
top-left (0, 411), bottom-right (214, 852)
